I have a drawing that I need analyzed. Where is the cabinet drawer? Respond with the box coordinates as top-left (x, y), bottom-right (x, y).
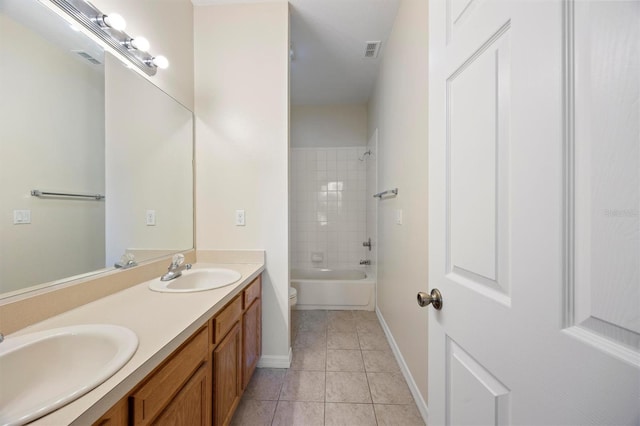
top-left (130, 326), bottom-right (208, 425)
top-left (213, 296), bottom-right (242, 345)
top-left (243, 276), bottom-right (261, 309)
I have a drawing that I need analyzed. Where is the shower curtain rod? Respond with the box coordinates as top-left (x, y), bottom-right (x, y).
top-left (373, 188), bottom-right (398, 199)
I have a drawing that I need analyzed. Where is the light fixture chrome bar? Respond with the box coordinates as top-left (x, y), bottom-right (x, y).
top-left (31, 190), bottom-right (105, 200)
top-left (48, 0), bottom-right (158, 76)
top-left (373, 188), bottom-right (398, 199)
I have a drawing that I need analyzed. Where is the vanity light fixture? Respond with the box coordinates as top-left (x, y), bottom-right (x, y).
top-left (148, 55), bottom-right (169, 69)
top-left (49, 0), bottom-right (168, 75)
top-left (125, 36), bottom-right (150, 52)
top-left (95, 13), bottom-right (126, 31)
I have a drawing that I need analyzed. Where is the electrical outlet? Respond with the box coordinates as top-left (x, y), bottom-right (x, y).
top-left (235, 209), bottom-right (246, 226)
top-left (146, 210), bottom-right (156, 226)
top-left (13, 210), bottom-right (31, 224)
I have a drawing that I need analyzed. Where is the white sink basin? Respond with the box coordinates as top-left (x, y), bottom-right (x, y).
top-left (0, 324), bottom-right (138, 426)
top-left (149, 267), bottom-right (242, 293)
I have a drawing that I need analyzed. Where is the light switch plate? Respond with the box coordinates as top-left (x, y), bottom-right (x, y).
top-left (395, 209), bottom-right (403, 225)
top-left (14, 210), bottom-right (31, 224)
top-left (235, 209), bottom-right (246, 226)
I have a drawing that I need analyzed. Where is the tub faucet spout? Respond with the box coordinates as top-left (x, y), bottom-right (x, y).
top-left (359, 260), bottom-right (371, 265)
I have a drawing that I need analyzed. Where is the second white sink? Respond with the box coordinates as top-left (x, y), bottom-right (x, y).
top-left (149, 267), bottom-right (242, 293)
top-left (0, 324), bottom-right (138, 426)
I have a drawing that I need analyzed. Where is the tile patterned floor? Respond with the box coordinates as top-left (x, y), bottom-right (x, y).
top-left (231, 310), bottom-right (425, 426)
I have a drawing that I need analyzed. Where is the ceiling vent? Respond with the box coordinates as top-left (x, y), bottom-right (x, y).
top-left (73, 50), bottom-right (101, 65)
top-left (364, 41), bottom-right (382, 59)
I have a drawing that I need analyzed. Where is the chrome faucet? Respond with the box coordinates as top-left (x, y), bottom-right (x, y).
top-left (359, 259), bottom-right (371, 265)
top-left (161, 254), bottom-right (192, 281)
top-left (114, 252), bottom-right (138, 269)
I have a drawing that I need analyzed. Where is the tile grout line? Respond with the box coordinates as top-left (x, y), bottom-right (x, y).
top-left (282, 311), bottom-right (392, 425)
top-left (237, 310), bottom-right (422, 425)
top-left (358, 314), bottom-right (379, 425)
top-left (324, 312), bottom-right (327, 425)
top-left (272, 368), bottom-right (287, 426)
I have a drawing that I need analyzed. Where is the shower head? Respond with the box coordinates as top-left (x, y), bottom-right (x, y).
top-left (358, 150), bottom-right (372, 161)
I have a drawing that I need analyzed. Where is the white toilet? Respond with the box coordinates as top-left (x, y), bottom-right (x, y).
top-left (289, 286), bottom-right (298, 345)
top-left (288, 286), bottom-right (297, 306)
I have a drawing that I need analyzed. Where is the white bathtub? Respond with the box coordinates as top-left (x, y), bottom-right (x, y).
top-left (290, 269), bottom-right (376, 311)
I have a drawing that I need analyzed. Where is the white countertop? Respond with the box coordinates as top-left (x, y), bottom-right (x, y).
top-left (15, 262), bottom-right (264, 425)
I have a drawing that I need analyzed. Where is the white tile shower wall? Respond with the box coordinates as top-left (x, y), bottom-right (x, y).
top-left (291, 147), bottom-right (369, 270)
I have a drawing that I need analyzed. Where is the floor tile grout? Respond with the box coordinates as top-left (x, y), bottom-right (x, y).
top-left (235, 309), bottom-right (422, 425)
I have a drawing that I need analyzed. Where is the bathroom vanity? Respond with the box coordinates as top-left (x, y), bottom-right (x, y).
top-left (95, 275), bottom-right (261, 426)
top-left (13, 259), bottom-right (265, 426)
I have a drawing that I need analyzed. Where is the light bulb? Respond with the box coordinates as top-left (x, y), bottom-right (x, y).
top-left (103, 13), bottom-right (126, 31)
top-left (129, 37), bottom-right (150, 52)
top-left (152, 55), bottom-right (169, 69)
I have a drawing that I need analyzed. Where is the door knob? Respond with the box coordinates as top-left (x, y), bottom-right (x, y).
top-left (417, 289), bottom-right (443, 310)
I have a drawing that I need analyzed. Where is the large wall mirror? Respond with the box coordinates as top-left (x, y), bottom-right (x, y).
top-left (0, 0), bottom-right (194, 298)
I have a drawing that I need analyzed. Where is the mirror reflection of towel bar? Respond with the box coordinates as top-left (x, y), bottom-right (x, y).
top-left (31, 190), bottom-right (105, 200)
top-left (373, 188), bottom-right (398, 199)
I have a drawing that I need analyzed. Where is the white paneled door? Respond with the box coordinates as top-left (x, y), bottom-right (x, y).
top-left (427, 0), bottom-right (640, 424)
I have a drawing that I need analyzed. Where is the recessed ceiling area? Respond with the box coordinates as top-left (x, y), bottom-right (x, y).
top-left (289, 0), bottom-right (400, 105)
top-left (193, 0), bottom-right (401, 106)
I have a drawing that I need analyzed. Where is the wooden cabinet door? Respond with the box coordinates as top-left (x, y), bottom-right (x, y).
top-left (212, 322), bottom-right (242, 426)
top-left (153, 366), bottom-right (209, 426)
top-left (93, 399), bottom-right (128, 426)
top-left (242, 298), bottom-right (261, 389)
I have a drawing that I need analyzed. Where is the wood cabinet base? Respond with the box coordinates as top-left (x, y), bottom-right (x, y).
top-left (93, 275), bottom-right (262, 426)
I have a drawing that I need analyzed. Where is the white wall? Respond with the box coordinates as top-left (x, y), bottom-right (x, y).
top-left (92, 0), bottom-right (194, 110)
top-left (367, 0), bottom-right (429, 403)
top-left (291, 105), bottom-right (367, 148)
top-left (105, 54), bottom-right (193, 267)
top-left (0, 13), bottom-right (105, 293)
top-left (290, 147), bottom-right (369, 270)
top-left (194, 2), bottom-right (290, 364)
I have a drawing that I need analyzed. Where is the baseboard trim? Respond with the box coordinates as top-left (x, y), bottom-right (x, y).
top-left (257, 348), bottom-right (292, 369)
top-left (376, 307), bottom-right (429, 423)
